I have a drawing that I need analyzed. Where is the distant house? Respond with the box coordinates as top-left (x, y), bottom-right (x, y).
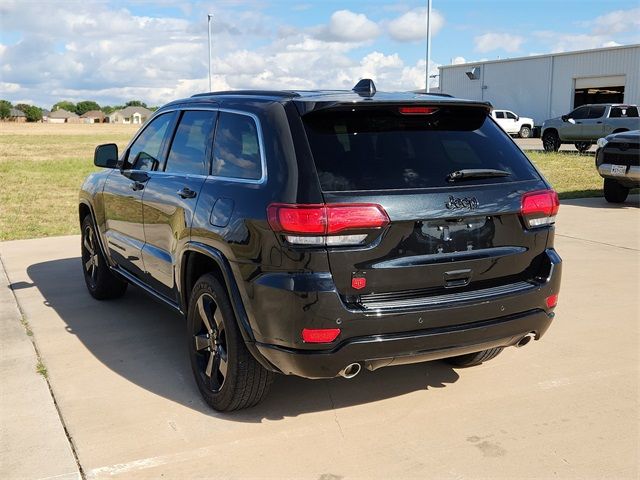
top-left (41, 109), bottom-right (51, 122)
top-left (81, 110), bottom-right (106, 123)
top-left (108, 106), bottom-right (152, 124)
top-left (7, 108), bottom-right (26, 123)
top-left (48, 109), bottom-right (80, 124)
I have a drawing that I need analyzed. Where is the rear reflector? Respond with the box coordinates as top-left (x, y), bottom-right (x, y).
top-left (399, 106), bottom-right (439, 115)
top-left (546, 293), bottom-right (558, 309)
top-left (521, 190), bottom-right (559, 229)
top-left (302, 328), bottom-right (341, 343)
top-left (268, 203), bottom-right (389, 246)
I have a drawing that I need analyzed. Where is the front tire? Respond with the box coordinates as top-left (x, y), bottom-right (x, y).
top-left (519, 125), bottom-right (532, 138)
top-left (542, 131), bottom-right (560, 152)
top-left (574, 142), bottom-right (591, 154)
top-left (603, 178), bottom-right (629, 203)
top-left (80, 215), bottom-right (127, 300)
top-left (445, 347), bottom-right (503, 368)
top-left (187, 273), bottom-right (273, 411)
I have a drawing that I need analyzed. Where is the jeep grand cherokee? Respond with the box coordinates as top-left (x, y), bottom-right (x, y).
top-left (79, 80), bottom-right (562, 411)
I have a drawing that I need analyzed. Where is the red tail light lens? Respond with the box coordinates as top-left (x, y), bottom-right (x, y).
top-left (399, 106), bottom-right (439, 115)
top-left (267, 203), bottom-right (389, 245)
top-left (546, 293), bottom-right (559, 309)
top-left (521, 190), bottom-right (559, 228)
top-left (302, 328), bottom-right (341, 343)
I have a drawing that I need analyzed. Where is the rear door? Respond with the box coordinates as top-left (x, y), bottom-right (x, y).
top-left (141, 109), bottom-right (217, 301)
top-left (302, 105), bottom-right (551, 306)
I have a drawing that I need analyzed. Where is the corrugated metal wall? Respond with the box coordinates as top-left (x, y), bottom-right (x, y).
top-left (438, 45), bottom-right (640, 125)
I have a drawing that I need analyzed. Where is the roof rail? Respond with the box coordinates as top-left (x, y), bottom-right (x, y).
top-left (191, 90), bottom-right (300, 98)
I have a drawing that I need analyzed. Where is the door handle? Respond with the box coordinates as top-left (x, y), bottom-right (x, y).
top-left (130, 181), bottom-right (145, 191)
top-left (177, 187), bottom-right (197, 199)
top-left (597, 121), bottom-right (602, 124)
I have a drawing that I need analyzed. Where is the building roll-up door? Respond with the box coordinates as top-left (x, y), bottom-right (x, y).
top-left (574, 75), bottom-right (625, 107)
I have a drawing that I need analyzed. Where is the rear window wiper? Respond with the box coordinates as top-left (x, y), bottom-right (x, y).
top-left (446, 169), bottom-right (511, 182)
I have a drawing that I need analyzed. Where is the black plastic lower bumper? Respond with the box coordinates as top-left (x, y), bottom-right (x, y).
top-left (256, 308), bottom-right (554, 379)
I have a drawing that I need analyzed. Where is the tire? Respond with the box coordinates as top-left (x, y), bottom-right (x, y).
top-left (445, 347), bottom-right (503, 368)
top-left (519, 125), bottom-right (532, 138)
top-left (81, 215), bottom-right (127, 300)
top-left (187, 273), bottom-right (273, 411)
top-left (574, 142), bottom-right (591, 154)
top-left (603, 178), bottom-right (629, 203)
top-left (542, 131), bottom-right (560, 152)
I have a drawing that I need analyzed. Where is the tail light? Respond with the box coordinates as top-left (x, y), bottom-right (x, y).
top-left (546, 293), bottom-right (559, 309)
top-left (267, 203), bottom-right (389, 246)
top-left (399, 106), bottom-right (439, 115)
top-left (521, 190), bottom-right (559, 229)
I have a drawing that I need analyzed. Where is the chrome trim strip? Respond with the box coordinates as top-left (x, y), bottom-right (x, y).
top-left (360, 281), bottom-right (535, 311)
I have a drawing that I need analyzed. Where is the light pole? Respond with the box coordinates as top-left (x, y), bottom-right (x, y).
top-left (207, 13), bottom-right (213, 91)
top-left (425, 0), bottom-right (432, 93)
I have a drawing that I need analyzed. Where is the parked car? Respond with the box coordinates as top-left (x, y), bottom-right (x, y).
top-left (595, 130), bottom-right (640, 203)
top-left (541, 104), bottom-right (640, 153)
top-left (491, 109), bottom-right (534, 138)
top-left (79, 80), bottom-right (562, 411)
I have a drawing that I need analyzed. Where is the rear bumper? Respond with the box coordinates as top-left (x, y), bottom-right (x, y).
top-left (248, 248), bottom-right (561, 378)
top-left (256, 309), bottom-right (554, 378)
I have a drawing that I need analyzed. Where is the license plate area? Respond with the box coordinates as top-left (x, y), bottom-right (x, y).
top-left (610, 164), bottom-right (627, 176)
top-left (419, 216), bottom-right (493, 254)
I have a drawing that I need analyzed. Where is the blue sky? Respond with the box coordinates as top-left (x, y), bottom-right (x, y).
top-left (1, 0), bottom-right (638, 108)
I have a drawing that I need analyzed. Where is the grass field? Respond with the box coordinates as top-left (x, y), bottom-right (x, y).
top-left (0, 123), bottom-right (608, 241)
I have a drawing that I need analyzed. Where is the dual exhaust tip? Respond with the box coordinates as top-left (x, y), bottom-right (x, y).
top-left (339, 333), bottom-right (536, 378)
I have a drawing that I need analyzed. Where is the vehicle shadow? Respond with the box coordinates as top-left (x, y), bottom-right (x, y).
top-left (21, 257), bottom-right (461, 422)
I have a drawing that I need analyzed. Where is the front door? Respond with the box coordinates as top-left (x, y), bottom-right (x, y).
top-left (580, 105), bottom-right (606, 140)
top-left (102, 112), bottom-right (174, 278)
top-left (142, 110), bottom-right (218, 301)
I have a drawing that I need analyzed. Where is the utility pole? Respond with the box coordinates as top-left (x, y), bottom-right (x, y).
top-left (207, 13), bottom-right (213, 91)
top-left (425, 0), bottom-right (432, 93)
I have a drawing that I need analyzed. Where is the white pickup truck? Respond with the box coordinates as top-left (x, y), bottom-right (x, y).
top-left (491, 109), bottom-right (534, 138)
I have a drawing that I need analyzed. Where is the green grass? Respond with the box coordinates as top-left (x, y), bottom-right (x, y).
top-left (526, 151), bottom-right (603, 199)
top-left (0, 124), bottom-right (615, 241)
top-left (36, 359), bottom-right (48, 378)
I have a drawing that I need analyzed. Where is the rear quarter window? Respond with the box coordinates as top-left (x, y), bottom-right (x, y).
top-left (303, 106), bottom-right (540, 191)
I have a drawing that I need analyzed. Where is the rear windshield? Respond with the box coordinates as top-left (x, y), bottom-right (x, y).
top-left (303, 106), bottom-right (539, 191)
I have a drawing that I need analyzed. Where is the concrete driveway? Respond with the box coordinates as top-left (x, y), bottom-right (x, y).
top-left (1, 196), bottom-right (638, 479)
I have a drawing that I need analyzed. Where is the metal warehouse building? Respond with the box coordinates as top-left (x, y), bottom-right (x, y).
top-left (438, 44), bottom-right (640, 127)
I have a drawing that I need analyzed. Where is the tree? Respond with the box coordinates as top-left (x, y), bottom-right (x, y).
top-left (15, 104), bottom-right (43, 122)
top-left (75, 100), bottom-right (101, 116)
top-left (52, 100), bottom-right (75, 112)
top-left (0, 100), bottom-right (11, 119)
top-left (101, 105), bottom-right (120, 115)
top-left (125, 100), bottom-right (147, 108)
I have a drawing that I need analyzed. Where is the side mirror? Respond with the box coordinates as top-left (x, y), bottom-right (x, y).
top-left (515, 115), bottom-right (520, 121)
top-left (561, 115), bottom-right (568, 122)
top-left (94, 143), bottom-right (118, 168)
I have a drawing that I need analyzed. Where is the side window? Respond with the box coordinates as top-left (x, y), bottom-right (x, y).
top-left (212, 112), bottom-right (262, 181)
top-left (495, 111), bottom-right (505, 119)
top-left (587, 106), bottom-right (606, 119)
top-left (505, 111), bottom-right (517, 119)
top-left (626, 106), bottom-right (639, 117)
top-left (127, 114), bottom-right (172, 170)
top-left (569, 106), bottom-right (589, 119)
top-left (165, 111), bottom-right (217, 176)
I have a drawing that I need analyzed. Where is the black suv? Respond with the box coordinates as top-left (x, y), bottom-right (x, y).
top-left (79, 80), bottom-right (562, 411)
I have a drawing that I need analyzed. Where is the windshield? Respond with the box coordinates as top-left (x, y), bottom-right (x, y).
top-left (303, 106), bottom-right (540, 192)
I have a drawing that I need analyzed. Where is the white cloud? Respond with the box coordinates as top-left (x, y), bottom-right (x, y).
top-left (451, 56), bottom-right (466, 65)
top-left (315, 10), bottom-right (380, 42)
top-left (533, 31), bottom-right (622, 53)
top-left (474, 33), bottom-right (524, 53)
top-left (588, 8), bottom-right (640, 35)
top-left (388, 8), bottom-right (444, 42)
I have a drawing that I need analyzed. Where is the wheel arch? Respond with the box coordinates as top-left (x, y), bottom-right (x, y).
top-left (179, 243), bottom-right (277, 372)
top-left (612, 128), bottom-right (629, 134)
top-left (78, 199), bottom-right (113, 266)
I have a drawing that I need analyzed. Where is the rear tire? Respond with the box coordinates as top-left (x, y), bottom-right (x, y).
top-left (603, 178), bottom-right (629, 203)
top-left (519, 125), bottom-right (532, 138)
top-left (80, 215), bottom-right (127, 300)
top-left (574, 142), bottom-right (591, 154)
top-left (187, 273), bottom-right (273, 411)
top-left (446, 347), bottom-right (503, 368)
top-left (542, 131), bottom-right (560, 152)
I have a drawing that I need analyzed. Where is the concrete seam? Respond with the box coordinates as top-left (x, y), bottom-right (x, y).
top-left (0, 252), bottom-right (86, 480)
top-left (556, 233), bottom-right (639, 251)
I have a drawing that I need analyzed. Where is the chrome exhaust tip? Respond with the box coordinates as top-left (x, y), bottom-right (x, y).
top-left (339, 362), bottom-right (362, 379)
top-left (516, 332), bottom-right (536, 348)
